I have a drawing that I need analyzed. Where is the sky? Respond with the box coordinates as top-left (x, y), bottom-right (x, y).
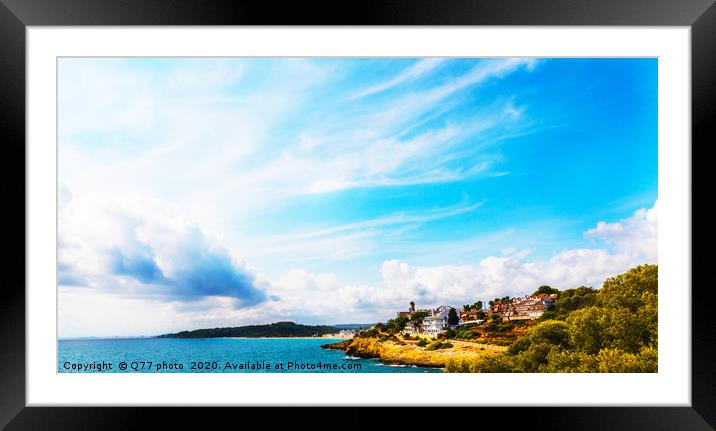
top-left (57, 57), bottom-right (658, 337)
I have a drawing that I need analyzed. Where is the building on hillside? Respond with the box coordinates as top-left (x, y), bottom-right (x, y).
top-left (534, 293), bottom-right (558, 310)
top-left (337, 329), bottom-right (356, 338)
top-left (423, 310), bottom-right (449, 336)
top-left (396, 311), bottom-right (411, 319)
top-left (490, 301), bottom-right (508, 314)
top-left (402, 322), bottom-right (419, 335)
top-left (503, 293), bottom-right (558, 321)
top-left (459, 309), bottom-right (485, 326)
top-left (460, 309), bottom-right (476, 321)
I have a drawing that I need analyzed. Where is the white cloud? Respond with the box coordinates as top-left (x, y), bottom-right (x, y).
top-left (59, 193), bottom-right (268, 307)
top-left (585, 200), bottom-right (658, 262)
top-left (294, 201), bottom-right (483, 239)
top-left (59, 197), bottom-right (658, 335)
top-left (250, 201), bottom-right (659, 323)
top-left (58, 58), bottom-right (538, 250)
top-left (347, 58), bottom-right (446, 100)
top-left (366, 248), bottom-right (633, 311)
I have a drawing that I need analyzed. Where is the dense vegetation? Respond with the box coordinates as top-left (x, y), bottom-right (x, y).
top-left (462, 301), bottom-right (483, 311)
top-left (446, 264), bottom-right (658, 373)
top-left (539, 285), bottom-right (598, 321)
top-left (158, 321), bottom-right (340, 338)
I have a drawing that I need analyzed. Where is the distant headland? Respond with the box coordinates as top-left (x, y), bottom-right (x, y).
top-left (157, 321), bottom-right (371, 339)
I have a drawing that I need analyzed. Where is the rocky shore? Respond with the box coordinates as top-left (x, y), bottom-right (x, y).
top-left (322, 337), bottom-right (506, 368)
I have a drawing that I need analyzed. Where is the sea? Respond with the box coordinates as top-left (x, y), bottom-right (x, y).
top-left (58, 337), bottom-right (442, 373)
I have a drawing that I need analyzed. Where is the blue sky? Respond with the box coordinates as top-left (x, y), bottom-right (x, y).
top-left (57, 58), bottom-right (657, 336)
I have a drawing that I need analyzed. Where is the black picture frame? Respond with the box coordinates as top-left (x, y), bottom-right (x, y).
top-left (1, 0), bottom-right (713, 429)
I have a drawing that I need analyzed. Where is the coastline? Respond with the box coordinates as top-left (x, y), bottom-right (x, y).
top-left (220, 336), bottom-right (349, 340)
top-left (323, 337), bottom-right (506, 368)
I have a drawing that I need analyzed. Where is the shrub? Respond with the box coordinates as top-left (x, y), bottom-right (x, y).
top-left (595, 347), bottom-right (657, 372)
top-left (358, 328), bottom-right (379, 338)
top-left (539, 310), bottom-right (558, 321)
top-left (425, 340), bottom-right (453, 351)
top-left (468, 354), bottom-right (515, 372)
top-left (445, 358), bottom-right (471, 373)
top-left (456, 328), bottom-right (473, 339)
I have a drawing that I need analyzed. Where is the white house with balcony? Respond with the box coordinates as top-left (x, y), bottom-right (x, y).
top-left (423, 310), bottom-right (449, 336)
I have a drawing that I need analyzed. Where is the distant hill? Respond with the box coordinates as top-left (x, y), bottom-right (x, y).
top-left (333, 324), bottom-right (375, 330)
top-left (157, 321), bottom-right (340, 338)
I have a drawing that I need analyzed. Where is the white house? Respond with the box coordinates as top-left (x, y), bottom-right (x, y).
top-left (402, 322), bottom-right (419, 335)
top-left (423, 310), bottom-right (449, 336)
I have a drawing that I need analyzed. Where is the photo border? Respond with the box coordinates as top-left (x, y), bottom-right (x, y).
top-left (2, 0), bottom-right (713, 428)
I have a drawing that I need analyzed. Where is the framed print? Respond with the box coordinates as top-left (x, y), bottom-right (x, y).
top-left (2, 0), bottom-right (714, 429)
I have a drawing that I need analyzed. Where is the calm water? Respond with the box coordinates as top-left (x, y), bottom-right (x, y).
top-left (58, 338), bottom-right (441, 373)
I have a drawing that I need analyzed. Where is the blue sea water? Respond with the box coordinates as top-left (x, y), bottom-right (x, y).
top-left (58, 338), bottom-right (442, 373)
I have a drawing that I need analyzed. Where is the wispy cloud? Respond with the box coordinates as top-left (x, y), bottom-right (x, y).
top-left (296, 202), bottom-right (483, 239)
top-left (347, 58), bottom-right (446, 100)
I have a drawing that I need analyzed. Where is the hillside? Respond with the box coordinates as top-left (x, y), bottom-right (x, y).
top-left (446, 264), bottom-right (658, 372)
top-left (325, 264), bottom-right (658, 373)
top-left (158, 321), bottom-right (340, 338)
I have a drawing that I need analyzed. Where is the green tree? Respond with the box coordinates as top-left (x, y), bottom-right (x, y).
top-left (384, 316), bottom-right (408, 334)
top-left (447, 308), bottom-right (459, 326)
top-left (473, 301), bottom-right (483, 310)
top-left (597, 264), bottom-right (657, 312)
top-left (566, 307), bottom-right (607, 354)
top-left (410, 311), bottom-right (429, 323)
top-left (508, 320), bottom-right (571, 355)
top-left (410, 311), bottom-right (429, 331)
top-left (533, 285), bottom-right (559, 295)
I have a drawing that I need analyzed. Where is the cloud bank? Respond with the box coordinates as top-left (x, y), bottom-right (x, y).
top-left (59, 189), bottom-right (657, 335)
top-left (253, 201), bottom-right (658, 323)
top-left (59, 194), bottom-right (268, 308)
